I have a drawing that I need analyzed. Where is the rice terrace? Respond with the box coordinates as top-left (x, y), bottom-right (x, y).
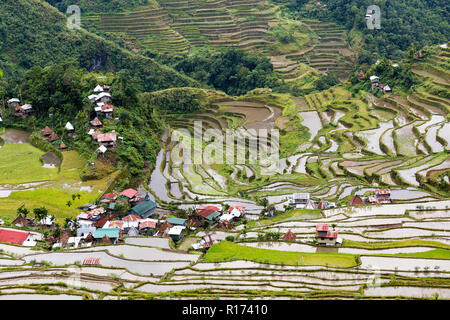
top-left (0, 0), bottom-right (449, 304)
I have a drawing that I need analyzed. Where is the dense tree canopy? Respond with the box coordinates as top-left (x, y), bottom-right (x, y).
top-left (155, 48), bottom-right (278, 96)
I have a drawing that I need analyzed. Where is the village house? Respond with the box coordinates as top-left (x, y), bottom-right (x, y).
top-left (129, 199), bottom-right (157, 219)
top-left (370, 75), bottom-right (380, 83)
top-left (192, 233), bottom-right (220, 250)
top-left (168, 225), bottom-right (186, 242)
top-left (93, 85), bottom-right (104, 93)
top-left (12, 214), bottom-right (34, 228)
top-left (95, 104), bottom-right (115, 118)
top-left (120, 188), bottom-right (139, 201)
top-left (97, 132), bottom-right (117, 149)
top-left (124, 226), bottom-right (139, 237)
top-left (289, 193), bottom-right (316, 209)
top-left (14, 104), bottom-right (33, 116)
top-left (93, 228), bottom-right (122, 244)
top-left (7, 98), bottom-right (20, 111)
top-left (121, 214), bottom-right (141, 228)
top-left (103, 220), bottom-right (124, 229)
top-left (77, 225), bottom-right (96, 238)
top-left (350, 195), bottom-right (364, 206)
top-left (48, 131), bottom-right (60, 142)
top-left (166, 217), bottom-right (187, 226)
top-left (138, 218), bottom-right (158, 235)
top-left (196, 205), bottom-right (222, 225)
top-left (41, 126), bottom-right (53, 137)
top-left (317, 200), bottom-right (336, 210)
top-left (0, 229), bottom-right (37, 246)
top-left (315, 223), bottom-right (341, 246)
top-left (95, 92), bottom-right (112, 104)
top-left (100, 192), bottom-right (117, 203)
top-left (90, 117), bottom-right (103, 128)
top-left (65, 122), bottom-right (74, 132)
top-left (219, 206), bottom-right (246, 223)
top-left (39, 215), bottom-right (54, 227)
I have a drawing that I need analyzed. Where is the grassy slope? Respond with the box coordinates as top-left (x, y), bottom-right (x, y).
top-left (0, 150), bottom-right (119, 223)
top-left (0, 144), bottom-right (58, 184)
top-left (0, 0), bottom-right (200, 92)
top-left (205, 241), bottom-right (358, 268)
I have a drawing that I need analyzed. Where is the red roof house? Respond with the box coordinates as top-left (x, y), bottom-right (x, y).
top-left (94, 217), bottom-right (107, 228)
top-left (120, 188), bottom-right (139, 200)
top-left (101, 193), bottom-right (117, 201)
top-left (196, 205), bottom-right (221, 219)
top-left (139, 220), bottom-right (157, 230)
top-left (315, 223), bottom-right (339, 245)
top-left (0, 229), bottom-right (31, 245)
top-left (122, 214), bottom-right (141, 222)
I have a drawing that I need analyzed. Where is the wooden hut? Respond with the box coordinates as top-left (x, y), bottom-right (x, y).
top-left (41, 126), bottom-right (53, 137)
top-left (48, 132), bottom-right (60, 142)
top-left (100, 235), bottom-right (112, 244)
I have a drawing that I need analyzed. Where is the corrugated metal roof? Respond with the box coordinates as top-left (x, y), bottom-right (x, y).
top-left (166, 217), bottom-right (187, 225)
top-left (316, 223), bottom-right (329, 231)
top-left (93, 228), bottom-right (120, 239)
top-left (0, 229), bottom-right (30, 245)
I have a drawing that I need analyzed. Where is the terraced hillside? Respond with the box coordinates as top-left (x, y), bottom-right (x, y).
top-left (300, 20), bottom-right (355, 80)
top-left (81, 1), bottom-right (355, 83)
top-left (83, 0), bottom-right (279, 55)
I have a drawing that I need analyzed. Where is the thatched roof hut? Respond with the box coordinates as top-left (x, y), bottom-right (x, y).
top-left (59, 142), bottom-right (67, 150)
top-left (48, 132), bottom-right (60, 142)
top-left (59, 230), bottom-right (72, 247)
top-left (41, 126), bottom-right (53, 136)
top-left (90, 117), bottom-right (103, 127)
top-left (84, 234), bottom-right (94, 243)
top-left (100, 235), bottom-right (112, 244)
top-left (12, 214), bottom-right (29, 227)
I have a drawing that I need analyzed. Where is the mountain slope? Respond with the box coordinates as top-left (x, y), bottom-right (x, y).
top-left (0, 0), bottom-right (201, 91)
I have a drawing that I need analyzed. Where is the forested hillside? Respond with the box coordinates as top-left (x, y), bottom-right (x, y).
top-left (0, 0), bottom-right (200, 94)
top-left (276, 0), bottom-right (450, 61)
top-left (46, 0), bottom-right (150, 13)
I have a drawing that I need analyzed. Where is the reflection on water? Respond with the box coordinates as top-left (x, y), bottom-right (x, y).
top-left (0, 129), bottom-right (31, 144)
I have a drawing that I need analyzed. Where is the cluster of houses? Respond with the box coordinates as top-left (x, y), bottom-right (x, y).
top-left (86, 85), bottom-right (121, 155)
top-left (350, 189), bottom-right (392, 206)
top-left (357, 72), bottom-right (392, 94)
top-left (6, 98), bottom-right (33, 117)
top-left (288, 193), bottom-right (336, 210)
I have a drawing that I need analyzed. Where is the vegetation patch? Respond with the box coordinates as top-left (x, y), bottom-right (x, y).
top-left (205, 241), bottom-right (358, 268)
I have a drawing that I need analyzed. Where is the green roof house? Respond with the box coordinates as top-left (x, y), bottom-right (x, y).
top-left (93, 228), bottom-right (122, 244)
top-left (130, 200), bottom-right (157, 219)
top-left (167, 217), bottom-right (187, 226)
